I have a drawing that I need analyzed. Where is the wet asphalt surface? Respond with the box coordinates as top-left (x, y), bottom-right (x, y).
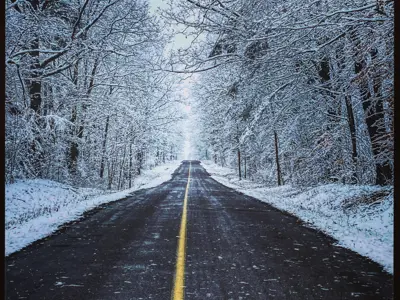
top-left (6, 161), bottom-right (393, 299)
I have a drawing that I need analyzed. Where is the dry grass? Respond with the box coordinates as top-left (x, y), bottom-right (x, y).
top-left (342, 190), bottom-right (391, 210)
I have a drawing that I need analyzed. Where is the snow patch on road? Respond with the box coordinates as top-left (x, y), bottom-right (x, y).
top-left (6, 160), bottom-right (181, 256)
top-left (201, 160), bottom-right (393, 274)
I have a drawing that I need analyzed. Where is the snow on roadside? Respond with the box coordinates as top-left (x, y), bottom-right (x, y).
top-left (201, 160), bottom-right (393, 274)
top-left (6, 160), bottom-right (181, 256)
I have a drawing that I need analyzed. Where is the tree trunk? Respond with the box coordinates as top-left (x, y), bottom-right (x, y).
top-left (238, 148), bottom-right (241, 180)
top-left (28, 1), bottom-right (41, 114)
top-left (107, 161), bottom-right (114, 190)
top-left (68, 60), bottom-right (80, 175)
top-left (118, 146), bottom-right (126, 190)
top-left (244, 154), bottom-right (247, 179)
top-left (99, 115), bottom-right (110, 178)
top-left (274, 131), bottom-right (282, 186)
top-left (137, 151), bottom-right (143, 175)
top-left (345, 95), bottom-right (358, 183)
top-left (129, 144), bottom-right (133, 188)
top-left (354, 46), bottom-right (392, 185)
top-left (69, 58), bottom-right (99, 175)
top-left (318, 57), bottom-right (337, 129)
top-left (28, 33), bottom-right (45, 176)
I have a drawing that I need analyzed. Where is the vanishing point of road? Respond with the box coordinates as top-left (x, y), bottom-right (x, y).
top-left (6, 161), bottom-right (393, 299)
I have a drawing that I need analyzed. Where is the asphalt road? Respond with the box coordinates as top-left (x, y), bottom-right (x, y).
top-left (6, 161), bottom-right (393, 299)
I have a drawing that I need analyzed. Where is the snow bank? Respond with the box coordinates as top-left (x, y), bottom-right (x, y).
top-left (201, 160), bottom-right (393, 274)
top-left (6, 160), bottom-right (181, 256)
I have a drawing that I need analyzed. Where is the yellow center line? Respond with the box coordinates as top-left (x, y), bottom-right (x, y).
top-left (172, 162), bottom-right (191, 300)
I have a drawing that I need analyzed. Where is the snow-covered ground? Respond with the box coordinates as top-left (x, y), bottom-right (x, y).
top-left (201, 160), bottom-right (393, 274)
top-left (5, 160), bottom-right (182, 256)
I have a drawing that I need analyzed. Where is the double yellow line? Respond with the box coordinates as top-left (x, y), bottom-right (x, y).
top-left (172, 162), bottom-right (191, 300)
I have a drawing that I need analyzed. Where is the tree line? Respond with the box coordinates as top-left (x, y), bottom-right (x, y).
top-left (6, 0), bottom-right (184, 189)
top-left (163, 0), bottom-right (393, 186)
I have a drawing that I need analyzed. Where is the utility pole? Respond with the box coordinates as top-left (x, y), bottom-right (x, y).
top-left (244, 154), bottom-right (247, 179)
top-left (274, 130), bottom-right (281, 186)
top-left (238, 147), bottom-right (241, 180)
top-left (236, 124), bottom-right (241, 180)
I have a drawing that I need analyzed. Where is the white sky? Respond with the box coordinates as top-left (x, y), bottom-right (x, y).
top-left (148, 0), bottom-right (200, 105)
top-left (148, 0), bottom-right (194, 51)
top-left (148, 0), bottom-right (199, 160)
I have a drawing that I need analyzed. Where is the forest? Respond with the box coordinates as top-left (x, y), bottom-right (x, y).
top-left (5, 0), bottom-right (394, 188)
top-left (6, 0), bottom-right (185, 189)
top-left (166, 0), bottom-right (394, 187)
